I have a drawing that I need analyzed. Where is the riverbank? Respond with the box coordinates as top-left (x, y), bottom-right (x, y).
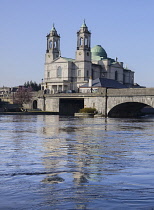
top-left (0, 111), bottom-right (59, 115)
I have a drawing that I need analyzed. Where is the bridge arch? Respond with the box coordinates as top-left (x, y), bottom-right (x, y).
top-left (108, 102), bottom-right (153, 118)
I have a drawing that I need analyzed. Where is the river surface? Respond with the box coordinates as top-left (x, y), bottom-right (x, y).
top-left (0, 115), bottom-right (154, 210)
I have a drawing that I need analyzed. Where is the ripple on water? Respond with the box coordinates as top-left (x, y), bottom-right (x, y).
top-left (0, 115), bottom-right (154, 209)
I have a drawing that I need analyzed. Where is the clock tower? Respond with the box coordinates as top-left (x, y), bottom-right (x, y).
top-left (75, 20), bottom-right (92, 82)
top-left (45, 24), bottom-right (60, 63)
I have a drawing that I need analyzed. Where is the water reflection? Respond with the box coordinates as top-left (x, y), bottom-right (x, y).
top-left (41, 115), bottom-right (60, 135)
top-left (0, 115), bottom-right (154, 209)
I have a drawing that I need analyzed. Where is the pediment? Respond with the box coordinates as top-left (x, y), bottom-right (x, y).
top-left (51, 56), bottom-right (75, 64)
top-left (55, 57), bottom-right (68, 63)
top-left (50, 57), bottom-right (66, 64)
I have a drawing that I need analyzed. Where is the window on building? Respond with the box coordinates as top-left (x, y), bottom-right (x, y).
top-left (123, 74), bottom-right (126, 83)
top-left (78, 70), bottom-right (81, 77)
top-left (85, 38), bottom-right (88, 46)
top-left (47, 71), bottom-right (50, 78)
top-left (57, 66), bottom-right (62, 77)
top-left (54, 41), bottom-right (57, 48)
top-left (92, 69), bottom-right (94, 78)
top-left (80, 37), bottom-right (83, 46)
top-left (87, 70), bottom-right (89, 77)
top-left (115, 71), bottom-right (118, 80)
top-left (49, 41), bottom-right (52, 49)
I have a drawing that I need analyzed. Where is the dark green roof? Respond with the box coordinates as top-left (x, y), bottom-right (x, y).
top-left (91, 45), bottom-right (107, 60)
top-left (80, 78), bottom-right (126, 88)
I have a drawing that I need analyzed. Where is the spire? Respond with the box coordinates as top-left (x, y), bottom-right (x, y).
top-left (50, 23), bottom-right (59, 37)
top-left (51, 23), bottom-right (56, 32)
top-left (81, 19), bottom-right (87, 28)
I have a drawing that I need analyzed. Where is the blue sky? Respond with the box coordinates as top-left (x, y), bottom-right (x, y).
top-left (0, 0), bottom-right (154, 87)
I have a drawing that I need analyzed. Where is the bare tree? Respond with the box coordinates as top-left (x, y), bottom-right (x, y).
top-left (13, 86), bottom-right (32, 106)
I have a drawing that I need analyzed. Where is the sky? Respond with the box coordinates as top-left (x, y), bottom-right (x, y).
top-left (0, 0), bottom-right (154, 87)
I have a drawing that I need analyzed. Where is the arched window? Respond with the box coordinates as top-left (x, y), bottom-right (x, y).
top-left (85, 38), bottom-right (88, 46)
top-left (115, 71), bottom-right (118, 80)
top-left (80, 37), bottom-right (83, 46)
top-left (57, 66), bottom-right (62, 77)
top-left (54, 41), bottom-right (57, 48)
top-left (49, 41), bottom-right (52, 49)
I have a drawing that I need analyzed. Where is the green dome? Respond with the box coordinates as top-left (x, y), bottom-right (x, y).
top-left (91, 45), bottom-right (107, 60)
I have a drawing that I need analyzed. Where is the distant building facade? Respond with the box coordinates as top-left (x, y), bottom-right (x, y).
top-left (0, 87), bottom-right (11, 98)
top-left (42, 21), bottom-right (134, 93)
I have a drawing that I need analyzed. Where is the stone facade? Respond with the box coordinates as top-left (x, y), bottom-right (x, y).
top-left (42, 21), bottom-right (135, 94)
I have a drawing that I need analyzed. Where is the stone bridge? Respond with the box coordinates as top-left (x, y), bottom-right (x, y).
top-left (106, 88), bottom-right (154, 117)
top-left (35, 88), bottom-right (154, 117)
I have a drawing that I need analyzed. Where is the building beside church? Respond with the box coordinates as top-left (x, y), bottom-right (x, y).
top-left (42, 21), bottom-right (134, 93)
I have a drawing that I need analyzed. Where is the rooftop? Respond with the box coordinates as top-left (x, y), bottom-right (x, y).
top-left (80, 78), bottom-right (127, 89)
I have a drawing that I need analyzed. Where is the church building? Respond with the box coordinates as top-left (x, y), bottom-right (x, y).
top-left (42, 21), bottom-right (134, 93)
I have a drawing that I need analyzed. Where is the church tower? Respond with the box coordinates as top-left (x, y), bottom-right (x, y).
top-left (45, 24), bottom-right (60, 63)
top-left (75, 20), bottom-right (92, 83)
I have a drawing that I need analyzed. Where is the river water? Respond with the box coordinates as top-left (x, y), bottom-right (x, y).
top-left (0, 115), bottom-right (154, 210)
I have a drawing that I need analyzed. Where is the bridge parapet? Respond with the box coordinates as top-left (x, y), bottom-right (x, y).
top-left (38, 88), bottom-right (154, 98)
top-left (107, 88), bottom-right (154, 96)
top-left (41, 92), bottom-right (106, 98)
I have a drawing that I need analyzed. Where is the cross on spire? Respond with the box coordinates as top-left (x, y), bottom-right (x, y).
top-left (81, 19), bottom-right (87, 28)
top-left (51, 23), bottom-right (56, 31)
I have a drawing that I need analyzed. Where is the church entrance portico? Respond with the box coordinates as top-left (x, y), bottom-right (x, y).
top-left (57, 85), bottom-right (62, 93)
top-left (51, 84), bottom-right (69, 93)
top-left (52, 85), bottom-right (57, 94)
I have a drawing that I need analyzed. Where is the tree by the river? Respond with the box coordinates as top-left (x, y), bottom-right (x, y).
top-left (13, 86), bottom-right (32, 106)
